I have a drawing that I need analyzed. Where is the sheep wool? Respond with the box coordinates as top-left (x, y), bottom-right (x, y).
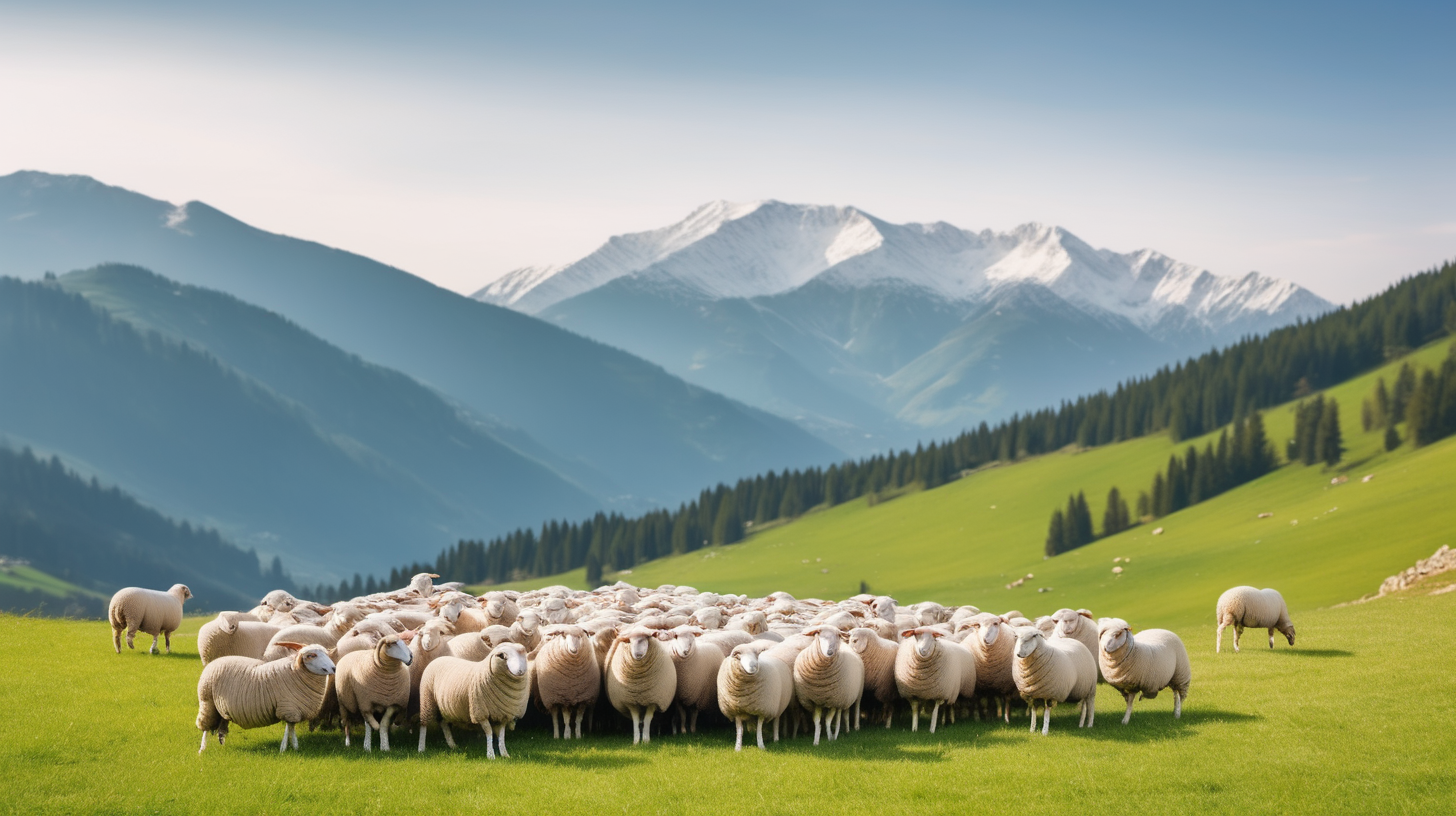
top-left (792, 628), bottom-right (865, 745)
top-left (336, 633), bottom-right (414, 752)
top-left (961, 613), bottom-right (1018, 720)
top-left (198, 613), bottom-right (283, 665)
top-left (1051, 608), bottom-right (1104, 682)
top-left (263, 604), bottom-right (366, 661)
top-left (1012, 628), bottom-right (1097, 735)
top-left (605, 628), bottom-right (677, 744)
top-left (196, 643), bottom-right (336, 753)
top-left (108, 584), bottom-right (192, 654)
top-left (1098, 618), bottom-right (1192, 724)
top-left (408, 618), bottom-right (455, 719)
top-left (1215, 587), bottom-right (1296, 653)
top-left (894, 628), bottom-right (971, 733)
top-left (666, 629), bottom-right (724, 735)
top-left (717, 644), bottom-right (794, 750)
top-left (532, 625), bottom-right (602, 739)
top-left (417, 643), bottom-right (531, 758)
top-left (847, 627), bottom-right (899, 729)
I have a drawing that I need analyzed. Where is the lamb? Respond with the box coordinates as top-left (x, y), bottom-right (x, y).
top-left (198, 612), bottom-right (283, 664)
top-left (1215, 587), bottom-right (1296, 653)
top-left (847, 627), bottom-right (899, 729)
top-left (196, 642), bottom-right (336, 753)
top-left (532, 624), bottom-right (601, 739)
top-left (262, 603), bottom-right (366, 661)
top-left (960, 613), bottom-right (1018, 721)
top-left (1012, 627), bottom-right (1097, 734)
top-left (1051, 608), bottom-right (1104, 681)
top-left (336, 632), bottom-right (414, 751)
top-left (716, 643), bottom-right (794, 750)
top-left (894, 627), bottom-right (974, 733)
top-left (108, 584), bottom-right (192, 654)
top-left (666, 627), bottom-right (724, 735)
top-left (792, 627), bottom-right (865, 745)
top-left (417, 642), bottom-right (531, 758)
top-left (1098, 618), bottom-right (1191, 724)
top-left (605, 627), bottom-right (677, 744)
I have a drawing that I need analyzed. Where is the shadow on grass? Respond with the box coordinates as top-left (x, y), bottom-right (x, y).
top-left (1276, 648), bottom-right (1354, 658)
top-left (1065, 707), bottom-right (1260, 743)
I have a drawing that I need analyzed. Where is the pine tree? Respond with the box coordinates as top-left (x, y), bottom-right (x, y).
top-left (1406, 370), bottom-right (1439, 447)
top-left (1074, 491), bottom-right (1094, 545)
top-left (1045, 509), bottom-right (1066, 558)
top-left (1384, 423), bottom-right (1401, 451)
top-left (1315, 398), bottom-right (1344, 466)
top-left (584, 548), bottom-right (602, 588)
top-left (712, 491), bottom-right (742, 545)
top-left (1103, 486), bottom-right (1129, 537)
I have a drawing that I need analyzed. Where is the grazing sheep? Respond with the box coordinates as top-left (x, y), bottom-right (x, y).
top-left (1215, 587), bottom-right (1296, 653)
top-left (792, 627), bottom-right (865, 745)
top-left (108, 584), bottom-right (192, 654)
top-left (605, 627), bottom-right (677, 744)
top-left (198, 612), bottom-right (283, 665)
top-left (1012, 627), bottom-right (1097, 734)
top-left (417, 643), bottom-right (531, 758)
top-left (336, 632), bottom-right (414, 751)
top-left (961, 613), bottom-right (1017, 721)
top-left (1098, 618), bottom-right (1191, 724)
top-left (532, 625), bottom-right (601, 739)
top-left (716, 643), bottom-right (794, 750)
top-left (263, 603), bottom-right (366, 661)
top-left (196, 642), bottom-right (336, 753)
top-left (894, 627), bottom-right (973, 733)
top-left (666, 628), bottom-right (724, 735)
top-left (847, 627), bottom-right (899, 729)
top-left (1051, 608), bottom-right (1104, 682)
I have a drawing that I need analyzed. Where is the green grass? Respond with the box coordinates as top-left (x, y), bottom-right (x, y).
top-left (3, 582), bottom-right (1452, 815)
top-left (0, 564), bottom-right (107, 599)
top-left (493, 340), bottom-right (1456, 634)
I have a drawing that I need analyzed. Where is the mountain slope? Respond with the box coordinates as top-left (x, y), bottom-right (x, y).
top-left (0, 172), bottom-right (839, 506)
top-left (482, 201), bottom-right (1332, 449)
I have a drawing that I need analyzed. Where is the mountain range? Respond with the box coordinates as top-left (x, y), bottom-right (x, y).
top-left (477, 201), bottom-right (1333, 451)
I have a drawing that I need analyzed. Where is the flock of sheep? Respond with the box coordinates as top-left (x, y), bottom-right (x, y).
top-left (105, 579), bottom-right (1296, 755)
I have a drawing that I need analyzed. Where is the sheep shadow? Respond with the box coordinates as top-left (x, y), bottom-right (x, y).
top-left (1066, 707), bottom-right (1260, 743)
top-left (1273, 648), bottom-right (1353, 659)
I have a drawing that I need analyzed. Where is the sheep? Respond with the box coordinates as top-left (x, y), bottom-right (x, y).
top-left (263, 603), bottom-right (366, 661)
top-left (333, 618), bottom-right (404, 660)
top-left (793, 626), bottom-right (865, 744)
top-left (1098, 618), bottom-right (1191, 724)
top-left (407, 573), bottom-right (439, 598)
top-left (1215, 587), bottom-right (1296, 653)
top-left (248, 589), bottom-right (299, 620)
top-left (478, 591), bottom-right (520, 628)
top-left (1051, 608), bottom-right (1104, 682)
top-left (894, 627), bottom-right (973, 733)
top-left (847, 627), bottom-right (899, 729)
top-left (196, 642), bottom-right (336, 753)
top-left (417, 643), bottom-right (531, 758)
top-left (108, 584), bottom-right (192, 654)
top-left (605, 627), bottom-right (677, 744)
top-left (447, 626), bottom-right (515, 662)
top-left (511, 611), bottom-right (543, 653)
top-left (198, 612), bottom-right (283, 664)
top-left (532, 624), bottom-right (601, 739)
top-left (408, 618), bottom-right (455, 719)
top-left (960, 613), bottom-right (1018, 721)
top-left (716, 643), bottom-right (794, 750)
top-left (666, 627), bottom-right (724, 735)
top-left (336, 632), bottom-right (414, 751)
top-left (1012, 627), bottom-right (1097, 734)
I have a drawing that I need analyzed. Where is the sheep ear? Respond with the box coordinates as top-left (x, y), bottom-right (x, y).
top-left (900, 629), bottom-right (918, 638)
top-left (1078, 609), bottom-right (1093, 619)
top-left (428, 574), bottom-right (440, 579)
top-left (275, 641), bottom-right (306, 652)
top-left (929, 630), bottom-right (946, 638)
top-left (399, 630), bottom-right (416, 642)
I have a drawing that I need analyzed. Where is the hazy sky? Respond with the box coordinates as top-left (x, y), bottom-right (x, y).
top-left (2, 1), bottom-right (1452, 304)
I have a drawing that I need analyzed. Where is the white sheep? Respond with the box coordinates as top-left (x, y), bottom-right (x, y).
top-left (1012, 627), bottom-right (1097, 734)
top-left (605, 627), bottom-right (677, 744)
top-left (198, 612), bottom-right (283, 664)
top-left (894, 627), bottom-right (974, 733)
top-left (417, 642), bottom-right (531, 758)
top-left (716, 643), bottom-right (794, 750)
top-left (846, 627), bottom-right (899, 729)
top-left (960, 612), bottom-right (1018, 721)
top-left (263, 603), bottom-right (366, 661)
top-left (792, 626), bottom-right (865, 744)
top-left (1215, 587), bottom-right (1296, 653)
top-left (532, 625), bottom-right (601, 739)
top-left (666, 627), bottom-right (724, 735)
top-left (408, 618), bottom-right (455, 720)
top-left (1051, 608), bottom-right (1103, 682)
top-left (1098, 618), bottom-right (1191, 724)
top-left (196, 642), bottom-right (336, 753)
top-left (108, 584), bottom-right (192, 654)
top-left (336, 631), bottom-right (414, 752)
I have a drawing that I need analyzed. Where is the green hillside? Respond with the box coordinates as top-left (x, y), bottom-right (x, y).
top-left (496, 340), bottom-right (1455, 632)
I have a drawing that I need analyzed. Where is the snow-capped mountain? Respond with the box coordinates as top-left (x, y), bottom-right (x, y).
top-left (476, 201), bottom-right (1329, 340)
top-left (476, 201), bottom-right (1332, 453)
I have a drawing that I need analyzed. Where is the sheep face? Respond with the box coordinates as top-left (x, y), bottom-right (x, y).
top-left (418, 620), bottom-right (450, 653)
top-left (384, 636), bottom-right (413, 666)
top-left (812, 628), bottom-right (840, 658)
top-left (1100, 620), bottom-right (1131, 654)
top-left (170, 584), bottom-right (194, 601)
top-left (485, 597), bottom-right (507, 619)
top-left (905, 629), bottom-right (940, 658)
top-left (299, 645), bottom-right (336, 676)
top-left (872, 597), bottom-right (897, 621)
top-left (1014, 629), bottom-right (1044, 659)
top-left (731, 646), bottom-right (760, 675)
top-left (978, 619), bottom-right (1003, 646)
top-left (493, 643), bottom-right (529, 677)
top-left (847, 628), bottom-right (874, 655)
top-left (624, 632), bottom-right (653, 661)
top-left (1282, 625), bottom-right (1297, 647)
top-left (409, 573), bottom-right (439, 597)
top-left (670, 630), bottom-right (696, 659)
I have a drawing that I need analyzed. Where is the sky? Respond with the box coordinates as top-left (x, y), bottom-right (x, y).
top-left (1, 1), bottom-right (1453, 305)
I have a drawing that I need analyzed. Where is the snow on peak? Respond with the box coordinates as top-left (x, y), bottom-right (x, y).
top-left (475, 202), bottom-right (1329, 330)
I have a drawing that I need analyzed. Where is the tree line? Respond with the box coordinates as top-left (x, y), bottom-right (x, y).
top-left (336, 259), bottom-right (1455, 595)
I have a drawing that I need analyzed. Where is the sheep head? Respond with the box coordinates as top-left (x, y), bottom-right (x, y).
top-left (806, 626), bottom-right (840, 658)
top-left (1014, 627), bottom-right (1045, 659)
top-left (278, 642), bottom-right (336, 676)
top-left (730, 644), bottom-right (760, 675)
top-left (1281, 622), bottom-right (1297, 646)
top-left (1099, 618), bottom-right (1132, 654)
top-left (902, 628), bottom-right (943, 658)
top-left (380, 634), bottom-right (414, 666)
top-left (491, 642), bottom-right (529, 678)
top-left (169, 584), bottom-right (193, 602)
top-left (871, 596), bottom-right (897, 621)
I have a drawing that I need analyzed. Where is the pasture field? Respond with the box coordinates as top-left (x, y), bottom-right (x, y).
top-left (2, 582), bottom-right (1452, 815)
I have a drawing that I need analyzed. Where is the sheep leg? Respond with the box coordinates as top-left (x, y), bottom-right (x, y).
top-left (773, 714), bottom-right (781, 742)
top-left (642, 705), bottom-right (656, 744)
top-left (574, 705), bottom-right (586, 739)
top-left (364, 720), bottom-right (373, 753)
top-left (417, 724), bottom-right (428, 753)
top-left (690, 708), bottom-right (700, 734)
top-left (280, 724), bottom-right (290, 753)
top-left (629, 706), bottom-right (642, 745)
top-left (342, 714), bottom-right (352, 747)
top-left (854, 698), bottom-right (861, 731)
top-left (756, 716), bottom-right (766, 750)
top-left (1043, 703), bottom-right (1054, 735)
top-left (1233, 624), bottom-right (1243, 653)
top-left (126, 626), bottom-right (137, 650)
top-left (1121, 692), bottom-right (1136, 725)
top-left (550, 706), bottom-right (560, 739)
top-left (364, 711), bottom-right (384, 752)
top-left (813, 708), bottom-right (822, 746)
top-left (734, 717), bottom-right (744, 751)
top-left (165, 631), bottom-right (173, 653)
top-left (199, 730), bottom-right (209, 754)
top-left (929, 701), bottom-right (941, 734)
top-left (910, 700), bottom-right (920, 732)
top-left (829, 708), bottom-right (840, 740)
top-left (291, 722), bottom-right (299, 751)
top-left (1268, 628), bottom-right (1275, 649)
top-left (496, 723), bottom-right (510, 757)
top-left (483, 723), bottom-right (496, 759)
top-left (441, 721), bottom-right (458, 749)
top-left (113, 627), bottom-right (122, 654)
top-left (1029, 701), bottom-right (1038, 733)
top-left (1174, 691), bottom-right (1183, 719)
top-left (1087, 697), bottom-right (1096, 728)
top-left (380, 707), bottom-right (396, 751)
